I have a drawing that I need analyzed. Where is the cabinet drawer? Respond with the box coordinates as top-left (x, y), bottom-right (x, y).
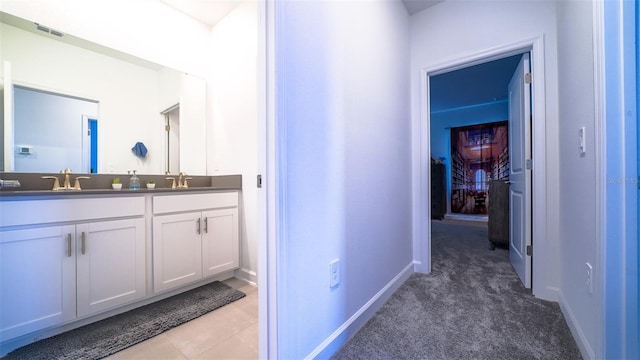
top-left (153, 192), bottom-right (238, 214)
top-left (0, 197), bottom-right (145, 228)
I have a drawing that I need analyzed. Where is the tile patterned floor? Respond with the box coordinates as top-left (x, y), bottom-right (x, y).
top-left (107, 278), bottom-right (258, 359)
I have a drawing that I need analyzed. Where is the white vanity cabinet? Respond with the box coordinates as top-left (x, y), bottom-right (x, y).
top-left (0, 197), bottom-right (146, 341)
top-left (152, 192), bottom-right (239, 293)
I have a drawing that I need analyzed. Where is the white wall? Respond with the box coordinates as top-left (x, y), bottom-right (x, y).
top-left (410, 0), bottom-right (560, 298)
top-left (556, 2), bottom-right (598, 358)
top-left (276, 1), bottom-right (412, 358)
top-left (208, 2), bottom-right (259, 284)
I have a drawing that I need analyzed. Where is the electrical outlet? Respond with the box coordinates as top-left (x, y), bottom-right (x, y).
top-left (329, 259), bottom-right (340, 288)
top-left (586, 262), bottom-right (593, 294)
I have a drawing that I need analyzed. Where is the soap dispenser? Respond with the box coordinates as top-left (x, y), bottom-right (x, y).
top-left (129, 170), bottom-right (140, 190)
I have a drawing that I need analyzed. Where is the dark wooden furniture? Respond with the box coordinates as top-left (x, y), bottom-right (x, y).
top-left (488, 180), bottom-right (509, 249)
top-left (431, 163), bottom-right (446, 220)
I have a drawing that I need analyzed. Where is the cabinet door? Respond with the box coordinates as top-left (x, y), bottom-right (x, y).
top-left (76, 218), bottom-right (145, 317)
top-left (202, 208), bottom-right (239, 278)
top-left (153, 212), bottom-right (203, 293)
top-left (0, 226), bottom-right (76, 340)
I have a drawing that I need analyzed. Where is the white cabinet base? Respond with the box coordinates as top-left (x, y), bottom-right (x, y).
top-left (152, 192), bottom-right (239, 294)
top-left (0, 190), bottom-right (239, 354)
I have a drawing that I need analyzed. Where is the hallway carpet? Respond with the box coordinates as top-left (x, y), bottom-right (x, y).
top-left (332, 220), bottom-right (582, 360)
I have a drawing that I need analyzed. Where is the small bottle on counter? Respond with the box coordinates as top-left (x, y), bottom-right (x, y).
top-left (129, 170), bottom-right (140, 190)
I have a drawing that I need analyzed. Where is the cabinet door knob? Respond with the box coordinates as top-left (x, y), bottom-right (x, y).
top-left (197, 218), bottom-right (201, 235)
top-left (204, 217), bottom-right (208, 234)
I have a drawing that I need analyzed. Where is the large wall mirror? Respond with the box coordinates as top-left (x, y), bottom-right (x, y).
top-left (0, 11), bottom-right (207, 175)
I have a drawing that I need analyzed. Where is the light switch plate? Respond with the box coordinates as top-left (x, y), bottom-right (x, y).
top-left (578, 127), bottom-right (586, 155)
top-left (586, 262), bottom-right (593, 294)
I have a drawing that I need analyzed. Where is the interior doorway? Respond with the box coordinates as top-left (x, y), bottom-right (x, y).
top-left (429, 55), bottom-right (521, 220)
top-left (161, 103), bottom-right (180, 175)
top-left (426, 49), bottom-right (534, 289)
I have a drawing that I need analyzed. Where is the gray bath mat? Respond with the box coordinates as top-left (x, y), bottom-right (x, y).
top-left (5, 281), bottom-right (245, 359)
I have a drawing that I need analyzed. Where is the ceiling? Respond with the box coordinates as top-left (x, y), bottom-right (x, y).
top-left (430, 54), bottom-right (523, 113)
top-left (160, 0), bottom-right (446, 28)
top-left (159, 0), bottom-right (243, 28)
top-left (159, 0), bottom-right (519, 116)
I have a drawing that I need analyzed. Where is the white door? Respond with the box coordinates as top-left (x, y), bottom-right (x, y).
top-left (508, 53), bottom-right (532, 288)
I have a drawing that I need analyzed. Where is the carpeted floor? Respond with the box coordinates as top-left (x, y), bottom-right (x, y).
top-left (332, 219), bottom-right (582, 360)
top-left (4, 281), bottom-right (245, 360)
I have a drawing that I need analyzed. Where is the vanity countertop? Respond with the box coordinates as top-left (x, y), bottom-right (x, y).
top-left (0, 186), bottom-right (240, 199)
top-left (0, 173), bottom-right (242, 199)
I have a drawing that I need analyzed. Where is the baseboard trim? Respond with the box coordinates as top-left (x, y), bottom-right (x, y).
top-left (543, 285), bottom-right (560, 302)
top-left (305, 262), bottom-right (414, 359)
top-left (234, 268), bottom-right (257, 286)
top-left (558, 291), bottom-right (595, 360)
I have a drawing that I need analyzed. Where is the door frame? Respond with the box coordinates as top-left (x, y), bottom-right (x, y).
top-left (414, 35), bottom-right (550, 299)
top-left (597, 0), bottom-right (639, 358)
top-left (259, 0), bottom-right (278, 358)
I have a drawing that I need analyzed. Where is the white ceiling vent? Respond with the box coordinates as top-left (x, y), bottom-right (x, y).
top-left (34, 22), bottom-right (63, 37)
